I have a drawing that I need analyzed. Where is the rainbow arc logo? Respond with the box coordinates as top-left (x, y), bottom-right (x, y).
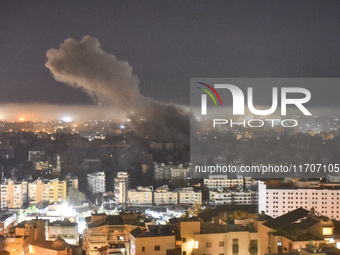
top-left (196, 82), bottom-right (223, 106)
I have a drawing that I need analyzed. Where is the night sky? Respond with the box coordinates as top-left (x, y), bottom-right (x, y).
top-left (1, 1), bottom-right (340, 109)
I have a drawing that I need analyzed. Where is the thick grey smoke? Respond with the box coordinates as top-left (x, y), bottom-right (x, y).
top-left (46, 35), bottom-right (190, 142)
top-left (46, 36), bottom-right (140, 109)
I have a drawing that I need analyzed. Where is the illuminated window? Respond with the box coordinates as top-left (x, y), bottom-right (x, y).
top-left (323, 227), bottom-right (333, 235)
top-left (277, 238), bottom-right (282, 246)
top-left (194, 241), bottom-right (199, 249)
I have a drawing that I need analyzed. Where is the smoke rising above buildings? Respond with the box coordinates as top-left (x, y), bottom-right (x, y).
top-left (45, 35), bottom-right (190, 142)
top-left (45, 36), bottom-right (140, 109)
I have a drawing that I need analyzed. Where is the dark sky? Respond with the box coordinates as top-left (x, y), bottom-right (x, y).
top-left (1, 0), bottom-right (340, 106)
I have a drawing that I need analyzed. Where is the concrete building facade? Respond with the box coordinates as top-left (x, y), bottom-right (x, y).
top-left (128, 186), bottom-right (153, 205)
top-left (87, 171), bottom-right (106, 194)
top-left (154, 185), bottom-right (178, 205)
top-left (114, 172), bottom-right (129, 204)
top-left (259, 181), bottom-right (340, 220)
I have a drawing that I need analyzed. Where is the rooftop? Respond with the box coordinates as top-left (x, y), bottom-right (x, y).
top-left (263, 208), bottom-right (309, 229)
top-left (0, 213), bottom-right (15, 222)
top-left (49, 220), bottom-right (77, 227)
top-left (131, 225), bottom-right (173, 238)
top-left (198, 205), bottom-right (257, 222)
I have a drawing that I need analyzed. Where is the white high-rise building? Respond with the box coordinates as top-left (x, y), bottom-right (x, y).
top-left (87, 171), bottom-right (106, 194)
top-left (114, 172), bottom-right (129, 204)
top-left (259, 181), bottom-right (340, 220)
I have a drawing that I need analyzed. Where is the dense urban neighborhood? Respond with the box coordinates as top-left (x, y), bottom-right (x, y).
top-left (0, 118), bottom-right (340, 254)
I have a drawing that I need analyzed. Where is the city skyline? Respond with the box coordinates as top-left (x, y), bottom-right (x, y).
top-left (1, 2), bottom-right (340, 254)
top-left (1, 1), bottom-right (340, 116)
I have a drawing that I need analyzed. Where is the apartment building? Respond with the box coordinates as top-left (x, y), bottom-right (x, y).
top-left (28, 179), bottom-right (49, 206)
top-left (1, 218), bottom-right (81, 255)
top-left (0, 177), bottom-right (67, 209)
top-left (178, 187), bottom-right (202, 205)
top-left (204, 175), bottom-right (257, 190)
top-left (154, 162), bottom-right (191, 181)
top-left (153, 185), bottom-right (178, 205)
top-left (48, 220), bottom-right (79, 245)
top-left (65, 173), bottom-right (79, 191)
top-left (83, 214), bottom-right (139, 255)
top-left (114, 172), bottom-right (129, 204)
top-left (129, 225), bottom-right (176, 255)
top-left (210, 189), bottom-right (257, 205)
top-left (154, 162), bottom-right (170, 181)
top-left (259, 181), bottom-right (340, 220)
top-left (179, 219), bottom-right (260, 255)
top-left (87, 171), bottom-right (106, 194)
top-left (48, 179), bottom-right (67, 203)
top-left (128, 186), bottom-right (153, 205)
top-left (0, 179), bottom-right (28, 209)
top-left (256, 208), bottom-right (339, 254)
top-left (204, 175), bottom-right (244, 190)
top-left (28, 179), bottom-right (66, 206)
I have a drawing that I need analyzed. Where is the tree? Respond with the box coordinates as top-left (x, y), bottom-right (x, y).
top-left (67, 188), bottom-right (86, 205)
top-left (25, 204), bottom-right (40, 214)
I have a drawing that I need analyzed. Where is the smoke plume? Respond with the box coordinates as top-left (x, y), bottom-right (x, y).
top-left (45, 35), bottom-right (190, 142)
